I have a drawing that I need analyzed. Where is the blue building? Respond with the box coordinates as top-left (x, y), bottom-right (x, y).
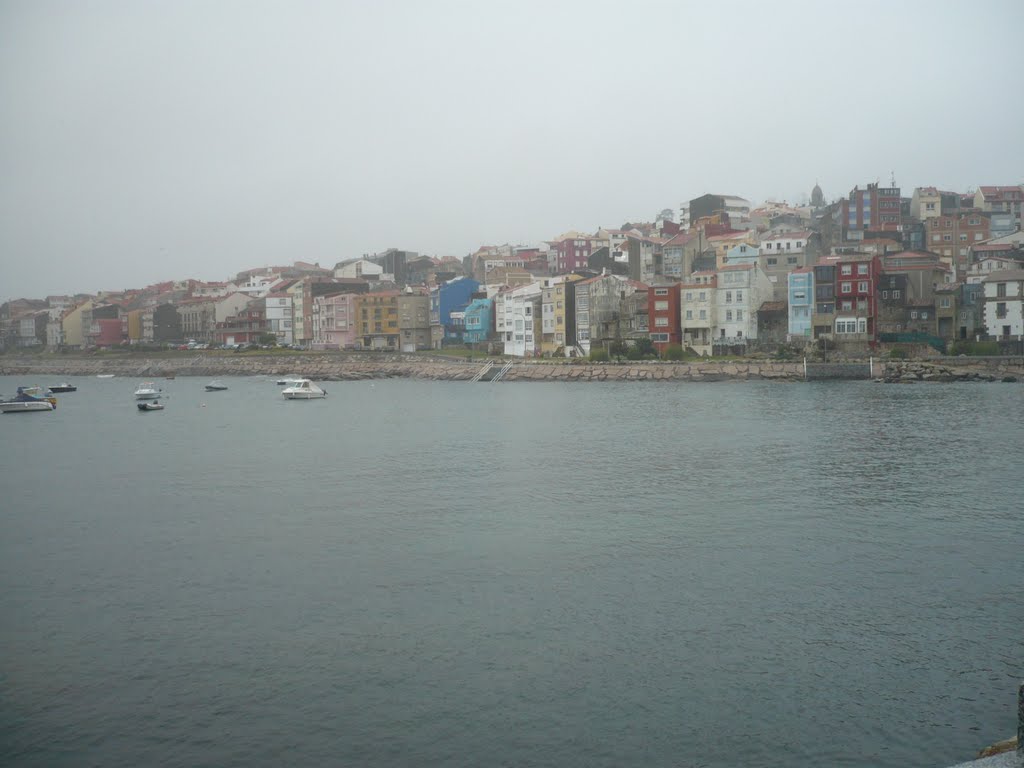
top-left (724, 243), bottom-right (759, 266)
top-left (462, 297), bottom-right (494, 345)
top-left (430, 277), bottom-right (480, 346)
top-left (787, 268), bottom-right (814, 340)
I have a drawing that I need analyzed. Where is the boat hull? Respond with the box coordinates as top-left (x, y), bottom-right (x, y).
top-left (137, 403), bottom-right (164, 411)
top-left (283, 392), bottom-right (326, 399)
top-left (49, 385), bottom-right (77, 393)
top-left (1, 401), bottom-right (55, 413)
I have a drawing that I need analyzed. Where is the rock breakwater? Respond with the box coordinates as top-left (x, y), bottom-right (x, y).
top-left (0, 353), bottom-right (806, 382)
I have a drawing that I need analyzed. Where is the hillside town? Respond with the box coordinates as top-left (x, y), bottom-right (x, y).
top-left (3, 181), bottom-right (1024, 359)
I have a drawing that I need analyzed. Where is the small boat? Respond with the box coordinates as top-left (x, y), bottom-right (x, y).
top-left (49, 383), bottom-right (77, 393)
top-left (137, 401), bottom-right (165, 411)
top-left (204, 381), bottom-right (229, 392)
top-left (276, 376), bottom-right (305, 386)
top-left (0, 386), bottom-right (58, 413)
top-left (0, 400), bottom-right (55, 413)
top-left (282, 379), bottom-right (327, 399)
top-left (97, 374), bottom-right (115, 378)
top-left (134, 382), bottom-right (163, 399)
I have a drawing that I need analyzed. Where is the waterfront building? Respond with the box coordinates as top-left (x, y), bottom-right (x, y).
top-left (398, 290), bottom-right (432, 352)
top-left (500, 282), bottom-right (542, 357)
top-left (679, 272), bottom-right (716, 356)
top-left (713, 263), bottom-right (772, 353)
top-left (982, 269), bottom-right (1024, 342)
top-left (430, 277), bottom-right (480, 348)
top-left (540, 275), bottom-right (581, 356)
top-left (265, 292), bottom-right (293, 346)
top-left (355, 291), bottom-right (401, 351)
top-left (841, 182), bottom-right (902, 238)
top-left (311, 292), bottom-right (359, 350)
top-left (787, 268), bottom-right (814, 342)
top-left (648, 283), bottom-right (681, 353)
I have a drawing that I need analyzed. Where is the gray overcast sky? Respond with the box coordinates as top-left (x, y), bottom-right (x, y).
top-left (2, 0), bottom-right (1023, 299)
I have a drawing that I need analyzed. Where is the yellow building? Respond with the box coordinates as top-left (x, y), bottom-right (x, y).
top-left (126, 309), bottom-right (144, 343)
top-left (60, 299), bottom-right (93, 349)
top-left (354, 291), bottom-right (401, 350)
top-left (541, 274), bottom-right (584, 356)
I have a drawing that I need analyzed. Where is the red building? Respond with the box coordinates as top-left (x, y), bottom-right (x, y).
top-left (647, 282), bottom-right (681, 352)
top-left (925, 210), bottom-right (991, 275)
top-left (215, 301), bottom-right (267, 346)
top-left (92, 317), bottom-right (126, 347)
top-left (841, 183), bottom-right (902, 235)
top-left (550, 235), bottom-right (598, 273)
top-left (833, 253), bottom-right (882, 339)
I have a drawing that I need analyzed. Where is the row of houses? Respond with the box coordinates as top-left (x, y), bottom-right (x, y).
top-left (4, 182), bottom-right (1023, 355)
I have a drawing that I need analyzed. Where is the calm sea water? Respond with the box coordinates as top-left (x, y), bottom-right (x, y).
top-left (1, 374), bottom-right (1021, 768)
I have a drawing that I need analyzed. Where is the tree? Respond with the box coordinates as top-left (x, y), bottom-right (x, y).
top-left (663, 343), bottom-right (685, 360)
top-left (258, 333), bottom-right (278, 346)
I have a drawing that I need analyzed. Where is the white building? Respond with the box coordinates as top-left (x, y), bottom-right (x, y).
top-left (265, 292), bottom-right (294, 345)
top-left (228, 273), bottom-right (283, 298)
top-left (714, 263), bottom-right (773, 348)
top-left (334, 259), bottom-right (386, 281)
top-left (982, 269), bottom-right (1024, 340)
top-left (680, 272), bottom-right (716, 356)
top-left (498, 282), bottom-right (542, 357)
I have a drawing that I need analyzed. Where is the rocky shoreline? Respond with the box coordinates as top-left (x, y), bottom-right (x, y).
top-left (1, 353), bottom-right (1022, 383)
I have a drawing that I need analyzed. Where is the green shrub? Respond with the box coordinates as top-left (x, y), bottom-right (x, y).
top-left (663, 343), bottom-right (685, 361)
top-left (887, 347), bottom-right (908, 359)
top-left (589, 348), bottom-right (610, 362)
top-left (949, 340), bottom-right (1000, 356)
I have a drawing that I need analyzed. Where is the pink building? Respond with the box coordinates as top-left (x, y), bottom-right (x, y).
top-left (312, 292), bottom-right (360, 350)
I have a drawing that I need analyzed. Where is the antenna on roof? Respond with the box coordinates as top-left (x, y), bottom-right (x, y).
top-left (890, 170), bottom-right (896, 188)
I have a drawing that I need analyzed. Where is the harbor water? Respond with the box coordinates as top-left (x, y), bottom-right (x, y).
top-left (1, 375), bottom-right (1022, 767)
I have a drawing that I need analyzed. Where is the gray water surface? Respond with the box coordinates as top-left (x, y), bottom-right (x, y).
top-left (1, 375), bottom-right (1022, 768)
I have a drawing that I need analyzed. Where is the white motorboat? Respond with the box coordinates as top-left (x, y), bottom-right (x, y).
top-left (0, 386), bottom-right (58, 413)
top-left (281, 379), bottom-right (327, 399)
top-left (137, 401), bottom-right (165, 411)
top-left (204, 381), bottom-right (229, 392)
top-left (97, 374), bottom-right (115, 378)
top-left (0, 400), bottom-right (55, 413)
top-left (134, 382), bottom-right (163, 399)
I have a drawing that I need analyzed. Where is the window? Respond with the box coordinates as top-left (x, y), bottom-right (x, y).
top-left (940, 297), bottom-right (951, 308)
top-left (921, 311), bottom-right (928, 320)
top-left (857, 299), bottom-right (867, 310)
top-left (685, 291), bottom-right (693, 301)
top-left (651, 333), bottom-right (669, 342)
top-left (997, 283), bottom-right (1007, 297)
top-left (974, 232), bottom-right (984, 241)
top-left (910, 311), bottom-right (918, 319)
top-left (841, 282), bottom-right (852, 293)
top-left (698, 291), bottom-right (706, 301)
top-left (882, 290), bottom-right (889, 299)
top-left (736, 290), bottom-right (743, 302)
top-left (767, 257), bottom-right (778, 265)
top-left (735, 310), bottom-right (743, 321)
top-left (841, 265), bottom-right (852, 275)
top-left (655, 317), bottom-right (668, 327)
top-left (841, 301), bottom-right (852, 310)
top-left (943, 234), bottom-right (952, 241)
top-left (858, 281), bottom-right (869, 292)
top-left (654, 300), bottom-right (669, 311)
top-left (932, 234), bottom-right (941, 242)
top-left (726, 310), bottom-right (733, 321)
top-left (961, 311), bottom-right (968, 319)
top-left (699, 309), bottom-right (707, 319)
top-left (725, 291), bottom-right (732, 303)
top-left (893, 290), bottom-right (901, 299)
top-left (655, 288), bottom-right (669, 296)
top-left (996, 302), bottom-right (1007, 318)
top-left (857, 264), bottom-right (868, 275)
top-left (685, 310), bottom-right (693, 320)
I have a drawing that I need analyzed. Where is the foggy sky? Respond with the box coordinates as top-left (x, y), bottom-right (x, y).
top-left (2, 0), bottom-right (1023, 299)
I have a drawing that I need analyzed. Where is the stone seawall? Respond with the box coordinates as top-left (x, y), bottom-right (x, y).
top-left (0, 354), bottom-right (806, 382)
top-left (2, 354), bottom-right (1021, 383)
